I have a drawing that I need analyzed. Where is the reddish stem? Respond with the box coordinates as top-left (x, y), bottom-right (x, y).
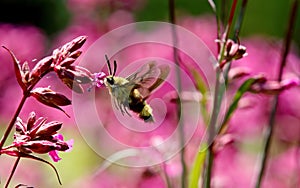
top-left (5, 156), bottom-right (21, 188)
top-left (0, 94), bottom-right (28, 151)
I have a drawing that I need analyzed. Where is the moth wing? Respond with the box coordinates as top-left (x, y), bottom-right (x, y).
top-left (126, 62), bottom-right (158, 87)
top-left (126, 62), bottom-right (170, 98)
top-left (148, 64), bottom-right (170, 92)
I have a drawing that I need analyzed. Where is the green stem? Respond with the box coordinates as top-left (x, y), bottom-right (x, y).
top-left (168, 0), bottom-right (187, 187)
top-left (233, 0), bottom-right (248, 40)
top-left (224, 0), bottom-right (249, 86)
top-left (255, 1), bottom-right (298, 187)
top-left (204, 69), bottom-right (222, 188)
top-left (162, 162), bottom-right (173, 188)
top-left (5, 156), bottom-right (21, 188)
top-left (204, 0), bottom-right (240, 187)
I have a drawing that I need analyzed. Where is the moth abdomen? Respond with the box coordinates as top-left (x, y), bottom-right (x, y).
top-left (139, 104), bottom-right (154, 122)
top-left (129, 89), bottom-right (154, 122)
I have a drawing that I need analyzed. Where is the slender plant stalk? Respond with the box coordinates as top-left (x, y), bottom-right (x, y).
top-left (0, 94), bottom-right (28, 151)
top-left (162, 162), bottom-right (173, 188)
top-left (0, 64), bottom-right (51, 186)
top-left (255, 1), bottom-right (298, 187)
top-left (168, 0), bottom-right (187, 187)
top-left (204, 0), bottom-right (240, 187)
top-left (204, 70), bottom-right (222, 188)
top-left (0, 64), bottom-right (51, 152)
top-left (223, 0), bottom-right (249, 85)
top-left (5, 156), bottom-right (21, 188)
top-left (233, 0), bottom-right (248, 39)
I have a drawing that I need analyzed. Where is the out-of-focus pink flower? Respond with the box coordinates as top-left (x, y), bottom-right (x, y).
top-left (262, 148), bottom-right (300, 188)
top-left (227, 37), bottom-right (300, 135)
top-left (213, 139), bottom-right (257, 188)
top-left (67, 0), bottom-right (145, 13)
top-left (107, 10), bottom-right (135, 31)
top-left (249, 77), bottom-right (300, 95)
top-left (0, 24), bottom-right (46, 119)
top-left (138, 168), bottom-right (166, 188)
top-left (180, 16), bottom-right (218, 56)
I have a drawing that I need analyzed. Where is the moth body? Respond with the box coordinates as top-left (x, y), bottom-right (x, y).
top-left (103, 55), bottom-right (169, 122)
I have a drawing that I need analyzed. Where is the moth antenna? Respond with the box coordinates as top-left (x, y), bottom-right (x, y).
top-left (105, 54), bottom-right (112, 75)
top-left (113, 60), bottom-right (117, 76)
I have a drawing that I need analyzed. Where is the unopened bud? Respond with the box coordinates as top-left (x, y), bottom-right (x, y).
top-left (35, 121), bottom-right (63, 136)
top-left (228, 67), bottom-right (251, 81)
top-left (67, 36), bottom-right (87, 53)
top-left (30, 56), bottom-right (53, 84)
top-left (27, 112), bottom-right (37, 131)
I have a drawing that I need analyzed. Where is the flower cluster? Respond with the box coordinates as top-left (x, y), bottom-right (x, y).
top-left (1, 112), bottom-right (72, 162)
top-left (0, 36), bottom-right (90, 187)
top-left (51, 36), bottom-right (94, 93)
top-left (3, 36), bottom-right (93, 94)
top-left (216, 39), bottom-right (248, 68)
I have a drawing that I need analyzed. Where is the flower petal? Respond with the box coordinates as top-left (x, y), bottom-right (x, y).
top-left (49, 150), bottom-right (61, 162)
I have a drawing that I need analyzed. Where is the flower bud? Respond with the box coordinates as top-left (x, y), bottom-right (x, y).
top-left (22, 140), bottom-right (60, 154)
top-left (249, 78), bottom-right (299, 95)
top-left (69, 50), bottom-right (82, 59)
top-left (30, 56), bottom-right (53, 83)
top-left (217, 39), bottom-right (248, 69)
top-left (31, 87), bottom-right (71, 117)
top-left (224, 39), bottom-right (247, 60)
top-left (60, 57), bottom-right (76, 67)
top-left (21, 61), bottom-right (31, 85)
top-left (35, 121), bottom-right (63, 136)
top-left (15, 117), bottom-right (26, 134)
top-left (31, 87), bottom-right (71, 106)
top-left (26, 112), bottom-right (37, 131)
top-left (228, 67), bottom-right (251, 81)
top-left (67, 36), bottom-right (87, 53)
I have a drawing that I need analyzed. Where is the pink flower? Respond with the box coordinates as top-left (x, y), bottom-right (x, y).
top-left (49, 134), bottom-right (74, 162)
top-left (2, 112), bottom-right (73, 162)
top-left (93, 71), bottom-right (107, 88)
top-left (0, 24), bottom-right (46, 119)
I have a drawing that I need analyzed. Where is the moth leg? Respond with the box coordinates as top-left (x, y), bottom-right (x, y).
top-left (117, 101), bottom-right (125, 115)
top-left (113, 99), bottom-right (119, 110)
top-left (121, 100), bottom-right (131, 117)
top-left (124, 106), bottom-right (132, 117)
top-left (113, 98), bottom-right (125, 116)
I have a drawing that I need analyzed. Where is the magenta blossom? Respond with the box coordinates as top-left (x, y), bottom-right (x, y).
top-left (93, 71), bottom-right (106, 88)
top-left (49, 134), bottom-right (74, 162)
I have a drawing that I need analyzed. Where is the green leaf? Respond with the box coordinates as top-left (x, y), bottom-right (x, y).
top-left (190, 69), bottom-right (209, 125)
top-left (218, 77), bottom-right (258, 134)
top-left (189, 143), bottom-right (207, 188)
top-left (208, 0), bottom-right (217, 13)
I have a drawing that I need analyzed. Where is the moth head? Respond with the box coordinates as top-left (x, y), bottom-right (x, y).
top-left (105, 75), bottom-right (115, 86)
